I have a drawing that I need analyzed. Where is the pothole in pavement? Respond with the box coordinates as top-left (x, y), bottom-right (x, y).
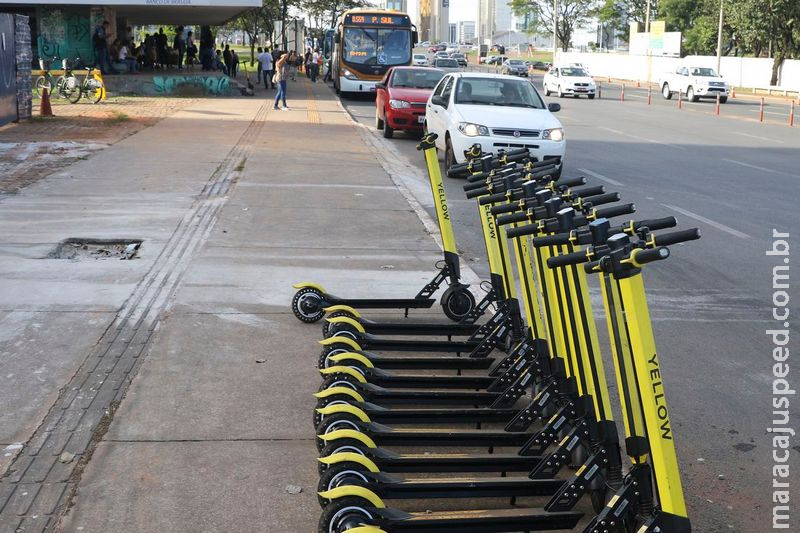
top-left (48, 238), bottom-right (143, 260)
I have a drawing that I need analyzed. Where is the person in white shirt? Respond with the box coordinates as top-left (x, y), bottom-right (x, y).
top-left (119, 42), bottom-right (138, 73)
top-left (258, 48), bottom-right (274, 89)
top-left (310, 49), bottom-right (320, 82)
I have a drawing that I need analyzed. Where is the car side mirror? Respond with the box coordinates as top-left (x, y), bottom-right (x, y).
top-left (547, 103), bottom-right (561, 113)
top-left (375, 83), bottom-right (386, 90)
top-left (431, 95), bottom-right (447, 107)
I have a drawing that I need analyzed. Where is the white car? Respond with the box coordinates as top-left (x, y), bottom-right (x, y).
top-left (413, 53), bottom-right (428, 66)
top-left (425, 72), bottom-right (566, 173)
top-left (543, 66), bottom-right (596, 99)
top-left (434, 51), bottom-right (450, 61)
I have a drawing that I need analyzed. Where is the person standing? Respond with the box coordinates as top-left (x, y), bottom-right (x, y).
top-left (231, 49), bottom-right (239, 78)
top-left (156, 28), bottom-right (168, 69)
top-left (93, 20), bottom-right (112, 74)
top-left (288, 51), bottom-right (298, 81)
top-left (256, 46), bottom-right (263, 84)
top-left (186, 30), bottom-right (197, 68)
top-left (273, 52), bottom-right (290, 111)
top-left (304, 48), bottom-right (312, 78)
top-left (258, 47), bottom-right (273, 89)
top-left (223, 44), bottom-right (232, 76)
top-left (310, 48), bottom-right (320, 82)
top-left (174, 26), bottom-right (186, 70)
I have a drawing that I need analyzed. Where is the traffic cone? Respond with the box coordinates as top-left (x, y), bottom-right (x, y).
top-left (40, 87), bottom-right (54, 117)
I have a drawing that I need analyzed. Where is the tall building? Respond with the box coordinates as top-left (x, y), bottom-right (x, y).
top-left (380, 0), bottom-right (408, 10)
top-left (458, 20), bottom-right (476, 43)
top-left (449, 23), bottom-right (457, 43)
top-left (418, 0), bottom-right (449, 43)
top-left (477, 0), bottom-right (518, 44)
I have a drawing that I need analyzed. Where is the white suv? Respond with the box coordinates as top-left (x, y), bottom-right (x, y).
top-left (425, 72), bottom-right (566, 174)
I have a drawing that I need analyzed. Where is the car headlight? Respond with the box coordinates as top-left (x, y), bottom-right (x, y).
top-left (542, 128), bottom-right (564, 142)
top-left (342, 68), bottom-right (357, 80)
top-left (389, 99), bottom-right (411, 109)
top-left (458, 122), bottom-right (490, 137)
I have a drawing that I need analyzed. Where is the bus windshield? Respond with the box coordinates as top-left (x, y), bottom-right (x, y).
top-left (343, 27), bottom-right (411, 66)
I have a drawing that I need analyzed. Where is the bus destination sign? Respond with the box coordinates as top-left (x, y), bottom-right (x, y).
top-left (345, 13), bottom-right (410, 26)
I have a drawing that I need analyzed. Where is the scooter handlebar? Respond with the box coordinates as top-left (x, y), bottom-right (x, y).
top-left (532, 232), bottom-right (572, 247)
top-left (594, 203), bottom-right (636, 220)
top-left (652, 228), bottom-right (701, 247)
top-left (631, 246), bottom-right (670, 266)
top-left (555, 176), bottom-right (587, 188)
top-left (447, 162), bottom-right (471, 178)
top-left (490, 202), bottom-right (522, 216)
top-left (465, 186), bottom-right (490, 199)
top-left (633, 216), bottom-right (678, 232)
top-left (478, 191), bottom-right (513, 206)
top-left (547, 249), bottom-right (592, 268)
top-left (571, 185), bottom-right (606, 198)
top-left (580, 192), bottom-right (620, 207)
top-left (496, 211), bottom-right (530, 226)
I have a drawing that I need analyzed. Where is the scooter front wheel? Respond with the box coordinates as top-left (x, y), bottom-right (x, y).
top-left (318, 463), bottom-right (373, 508)
top-left (316, 412), bottom-right (366, 438)
top-left (318, 374), bottom-right (363, 393)
top-left (441, 287), bottom-right (476, 322)
top-left (319, 496), bottom-right (376, 533)
top-left (292, 287), bottom-right (326, 323)
top-left (319, 350), bottom-right (369, 371)
top-left (322, 310), bottom-right (358, 337)
top-left (319, 440), bottom-right (371, 470)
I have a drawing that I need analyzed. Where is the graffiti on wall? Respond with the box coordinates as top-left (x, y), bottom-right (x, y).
top-left (152, 75), bottom-right (231, 95)
top-left (37, 8), bottom-right (92, 63)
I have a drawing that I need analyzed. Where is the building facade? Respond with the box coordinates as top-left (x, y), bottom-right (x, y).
top-left (418, 0), bottom-right (449, 43)
top-left (380, 0), bottom-right (407, 11)
top-left (477, 0), bottom-right (518, 45)
top-left (457, 20), bottom-right (475, 43)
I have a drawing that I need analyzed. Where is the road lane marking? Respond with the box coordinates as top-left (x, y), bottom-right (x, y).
top-left (577, 168), bottom-right (624, 187)
top-left (661, 203), bottom-right (751, 239)
top-left (598, 126), bottom-right (685, 150)
top-left (748, 108), bottom-right (788, 117)
top-left (732, 132), bottom-right (785, 144)
top-left (720, 158), bottom-right (776, 174)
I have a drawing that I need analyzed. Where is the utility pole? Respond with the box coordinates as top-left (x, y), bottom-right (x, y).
top-left (644, 0), bottom-right (651, 33)
top-left (552, 0), bottom-right (558, 62)
top-left (716, 0), bottom-right (724, 73)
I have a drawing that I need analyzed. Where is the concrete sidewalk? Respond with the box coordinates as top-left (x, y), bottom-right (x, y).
top-left (0, 78), bottom-right (458, 532)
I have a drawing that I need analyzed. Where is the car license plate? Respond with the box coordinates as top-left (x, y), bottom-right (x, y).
top-left (417, 115), bottom-right (425, 124)
top-left (576, 88), bottom-right (587, 92)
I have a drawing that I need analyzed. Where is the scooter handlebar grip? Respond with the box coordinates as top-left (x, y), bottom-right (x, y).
top-left (635, 216), bottom-right (678, 232)
top-left (496, 211), bottom-right (529, 226)
top-left (506, 223), bottom-right (537, 238)
top-left (596, 203), bottom-right (636, 219)
top-left (546, 249), bottom-right (591, 268)
top-left (503, 148), bottom-right (529, 161)
top-left (555, 176), bottom-right (587, 188)
top-left (571, 185), bottom-right (606, 198)
top-left (465, 186), bottom-right (489, 199)
top-left (478, 191), bottom-right (510, 205)
top-left (582, 192), bottom-right (620, 206)
top-left (533, 232), bottom-right (572, 247)
top-left (632, 246), bottom-right (670, 265)
top-left (652, 228), bottom-right (701, 247)
top-left (466, 171), bottom-right (491, 183)
top-left (447, 162), bottom-right (470, 178)
top-left (490, 202), bottom-right (522, 216)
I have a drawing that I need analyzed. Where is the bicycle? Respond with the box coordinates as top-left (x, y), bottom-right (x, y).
top-left (34, 57), bottom-right (67, 99)
top-left (63, 60), bottom-right (105, 104)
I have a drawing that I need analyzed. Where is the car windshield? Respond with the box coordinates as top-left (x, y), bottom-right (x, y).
top-left (508, 60), bottom-right (524, 65)
top-left (454, 77), bottom-right (545, 108)
top-left (691, 67), bottom-right (718, 76)
top-left (413, 54), bottom-right (426, 59)
top-left (343, 27), bottom-right (411, 66)
top-left (560, 67), bottom-right (589, 77)
top-left (391, 68), bottom-right (444, 89)
top-left (436, 59), bottom-right (458, 67)
top-left (452, 54), bottom-right (464, 59)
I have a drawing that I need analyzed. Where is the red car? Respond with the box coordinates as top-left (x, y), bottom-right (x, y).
top-left (375, 67), bottom-right (445, 138)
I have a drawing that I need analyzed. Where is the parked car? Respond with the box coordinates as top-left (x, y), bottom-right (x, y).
top-left (502, 59), bottom-right (529, 77)
top-left (412, 53), bottom-right (429, 66)
top-left (658, 66), bottom-right (729, 103)
top-left (450, 52), bottom-right (468, 67)
top-left (484, 55), bottom-right (507, 66)
top-left (434, 58), bottom-right (461, 73)
top-left (543, 66), bottom-right (596, 98)
top-left (425, 72), bottom-right (565, 173)
top-left (375, 67), bottom-right (445, 139)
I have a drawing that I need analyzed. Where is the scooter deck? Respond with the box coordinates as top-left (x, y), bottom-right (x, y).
top-left (349, 387), bottom-right (502, 407)
top-left (368, 506), bottom-right (583, 531)
top-left (359, 354), bottom-right (495, 370)
top-left (327, 296), bottom-right (436, 309)
top-left (351, 335), bottom-right (480, 353)
top-left (364, 368), bottom-right (496, 389)
top-left (360, 320), bottom-right (480, 336)
top-left (355, 472), bottom-right (565, 499)
top-left (365, 448), bottom-right (544, 473)
top-left (344, 401), bottom-right (520, 424)
top-left (343, 422), bottom-right (533, 447)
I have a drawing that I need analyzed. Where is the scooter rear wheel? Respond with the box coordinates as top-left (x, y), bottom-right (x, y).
top-left (319, 350), bottom-right (369, 371)
top-left (292, 287), bottom-right (326, 323)
top-left (316, 412), bottom-right (365, 439)
top-left (319, 496), bottom-right (376, 533)
top-left (318, 374), bottom-right (363, 393)
top-left (319, 440), bottom-right (371, 470)
top-left (322, 310), bottom-right (358, 337)
top-left (441, 287), bottom-right (476, 322)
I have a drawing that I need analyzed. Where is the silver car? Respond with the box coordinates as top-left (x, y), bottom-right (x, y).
top-left (502, 59), bottom-right (529, 77)
top-left (434, 58), bottom-right (461, 73)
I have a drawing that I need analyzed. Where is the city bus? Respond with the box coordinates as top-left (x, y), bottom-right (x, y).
top-left (332, 8), bottom-right (417, 95)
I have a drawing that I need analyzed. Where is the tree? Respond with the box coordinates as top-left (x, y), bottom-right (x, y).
top-left (227, 0), bottom-right (282, 63)
top-left (300, 0), bottom-right (368, 43)
top-left (510, 0), bottom-right (595, 51)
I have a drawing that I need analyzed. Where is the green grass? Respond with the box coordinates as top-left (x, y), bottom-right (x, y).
top-left (108, 111), bottom-right (130, 123)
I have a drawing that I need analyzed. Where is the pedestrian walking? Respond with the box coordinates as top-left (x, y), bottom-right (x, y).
top-left (231, 49), bottom-right (239, 78)
top-left (258, 47), bottom-right (274, 89)
top-left (288, 51), bottom-right (299, 81)
top-left (174, 26), bottom-right (186, 70)
top-left (273, 52), bottom-right (290, 111)
top-left (256, 46), bottom-right (263, 84)
top-left (310, 48), bottom-right (320, 82)
top-left (92, 20), bottom-right (113, 74)
top-left (304, 48), bottom-right (312, 78)
top-left (186, 31), bottom-right (197, 68)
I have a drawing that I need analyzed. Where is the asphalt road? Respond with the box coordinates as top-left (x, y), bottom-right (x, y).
top-left (334, 72), bottom-right (799, 532)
